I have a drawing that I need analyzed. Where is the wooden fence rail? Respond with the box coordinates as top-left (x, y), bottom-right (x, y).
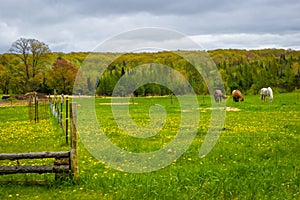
top-left (0, 164), bottom-right (70, 175)
top-left (0, 102), bottom-right (78, 181)
top-left (0, 151), bottom-right (70, 177)
top-left (0, 151), bottom-right (70, 160)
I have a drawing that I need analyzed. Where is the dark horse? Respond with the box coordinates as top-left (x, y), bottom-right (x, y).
top-left (214, 90), bottom-right (227, 103)
top-left (232, 89), bottom-right (244, 102)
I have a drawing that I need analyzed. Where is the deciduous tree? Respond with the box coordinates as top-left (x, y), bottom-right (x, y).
top-left (46, 59), bottom-right (78, 94)
top-left (9, 38), bottom-right (50, 91)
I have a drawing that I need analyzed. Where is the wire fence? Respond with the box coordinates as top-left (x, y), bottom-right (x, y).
top-left (49, 94), bottom-right (70, 144)
top-left (0, 93), bottom-right (50, 122)
top-left (28, 98), bottom-right (49, 122)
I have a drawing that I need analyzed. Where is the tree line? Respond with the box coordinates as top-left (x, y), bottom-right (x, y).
top-left (0, 38), bottom-right (299, 96)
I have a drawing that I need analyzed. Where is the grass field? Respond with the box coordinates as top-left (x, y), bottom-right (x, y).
top-left (0, 93), bottom-right (299, 199)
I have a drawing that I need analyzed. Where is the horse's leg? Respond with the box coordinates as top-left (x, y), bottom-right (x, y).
top-left (215, 96), bottom-right (219, 103)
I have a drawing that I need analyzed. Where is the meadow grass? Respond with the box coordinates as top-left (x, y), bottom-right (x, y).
top-left (0, 93), bottom-right (299, 199)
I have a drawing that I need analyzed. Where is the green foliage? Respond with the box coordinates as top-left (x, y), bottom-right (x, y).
top-left (209, 49), bottom-right (300, 94)
top-left (1, 49), bottom-right (300, 95)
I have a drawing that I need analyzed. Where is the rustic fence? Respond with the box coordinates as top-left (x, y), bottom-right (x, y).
top-left (0, 102), bottom-right (78, 181)
top-left (27, 92), bottom-right (49, 123)
top-left (49, 94), bottom-right (70, 144)
top-left (28, 99), bottom-right (49, 123)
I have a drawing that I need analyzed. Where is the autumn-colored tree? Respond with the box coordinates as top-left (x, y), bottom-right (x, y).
top-left (46, 59), bottom-right (78, 94)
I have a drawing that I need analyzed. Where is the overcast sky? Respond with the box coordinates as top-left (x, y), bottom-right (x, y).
top-left (0, 0), bottom-right (300, 53)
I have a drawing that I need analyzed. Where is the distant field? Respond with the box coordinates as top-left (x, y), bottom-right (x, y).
top-left (0, 93), bottom-right (299, 199)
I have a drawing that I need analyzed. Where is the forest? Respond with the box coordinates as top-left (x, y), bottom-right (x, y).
top-left (0, 39), bottom-right (299, 96)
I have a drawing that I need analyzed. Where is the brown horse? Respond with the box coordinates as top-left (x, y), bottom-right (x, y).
top-left (214, 90), bottom-right (227, 103)
top-left (232, 89), bottom-right (244, 102)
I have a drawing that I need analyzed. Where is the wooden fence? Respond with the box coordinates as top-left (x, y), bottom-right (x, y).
top-left (49, 94), bottom-right (70, 144)
top-left (0, 102), bottom-right (78, 180)
top-left (27, 92), bottom-right (49, 123)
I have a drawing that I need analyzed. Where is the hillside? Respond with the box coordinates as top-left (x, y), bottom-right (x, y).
top-left (0, 49), bottom-right (299, 95)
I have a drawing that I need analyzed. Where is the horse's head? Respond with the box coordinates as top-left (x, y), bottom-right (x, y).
top-left (269, 95), bottom-right (273, 102)
top-left (233, 96), bottom-right (239, 102)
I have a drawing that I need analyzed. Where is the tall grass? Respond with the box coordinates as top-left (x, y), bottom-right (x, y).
top-left (0, 93), bottom-right (299, 199)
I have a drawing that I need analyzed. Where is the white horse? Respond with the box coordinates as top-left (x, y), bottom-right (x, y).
top-left (260, 87), bottom-right (273, 102)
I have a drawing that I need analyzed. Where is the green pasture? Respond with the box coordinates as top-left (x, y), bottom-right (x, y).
top-left (0, 93), bottom-right (299, 199)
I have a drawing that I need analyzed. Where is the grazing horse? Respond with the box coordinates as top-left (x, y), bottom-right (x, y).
top-left (260, 87), bottom-right (273, 102)
top-left (214, 90), bottom-right (227, 103)
top-left (232, 89), bottom-right (244, 102)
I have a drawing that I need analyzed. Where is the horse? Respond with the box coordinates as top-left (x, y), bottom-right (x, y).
top-left (214, 89), bottom-right (227, 103)
top-left (260, 87), bottom-right (273, 102)
top-left (232, 89), bottom-right (244, 102)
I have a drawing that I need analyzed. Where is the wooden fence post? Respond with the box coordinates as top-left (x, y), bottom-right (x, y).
top-left (70, 102), bottom-right (78, 180)
top-left (65, 96), bottom-right (69, 144)
top-left (34, 97), bottom-right (36, 123)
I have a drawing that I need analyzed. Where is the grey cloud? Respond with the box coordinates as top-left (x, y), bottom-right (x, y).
top-left (0, 0), bottom-right (300, 53)
top-left (92, 28), bottom-right (201, 52)
top-left (191, 33), bottom-right (300, 50)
